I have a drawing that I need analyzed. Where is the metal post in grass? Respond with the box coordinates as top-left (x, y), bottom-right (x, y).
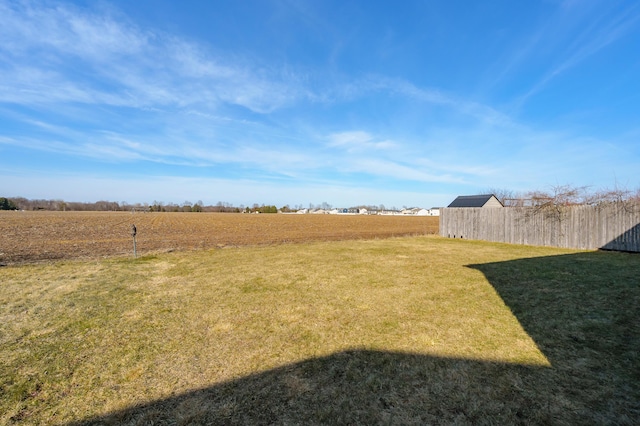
top-left (131, 224), bottom-right (137, 258)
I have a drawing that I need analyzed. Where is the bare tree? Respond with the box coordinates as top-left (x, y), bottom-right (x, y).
top-left (486, 188), bottom-right (517, 205)
top-left (529, 184), bottom-right (592, 206)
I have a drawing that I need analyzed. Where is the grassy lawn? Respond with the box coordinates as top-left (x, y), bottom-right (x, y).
top-left (1, 236), bottom-right (639, 424)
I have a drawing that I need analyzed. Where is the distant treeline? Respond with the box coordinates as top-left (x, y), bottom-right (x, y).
top-left (0, 197), bottom-right (289, 213)
top-left (1, 197), bottom-right (408, 214)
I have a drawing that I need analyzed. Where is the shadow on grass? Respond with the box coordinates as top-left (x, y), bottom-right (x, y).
top-left (72, 350), bottom-right (552, 425)
top-left (602, 223), bottom-right (640, 252)
top-left (71, 251), bottom-right (640, 425)
top-left (469, 250), bottom-right (640, 423)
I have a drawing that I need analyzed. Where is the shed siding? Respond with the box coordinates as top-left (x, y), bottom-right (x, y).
top-left (483, 197), bottom-right (503, 208)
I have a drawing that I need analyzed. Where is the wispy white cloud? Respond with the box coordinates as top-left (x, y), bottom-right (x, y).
top-left (0, 0), bottom-right (307, 113)
top-left (0, 1), bottom-right (149, 59)
top-left (515, 2), bottom-right (640, 105)
top-left (347, 76), bottom-right (516, 127)
top-left (327, 131), bottom-right (396, 151)
top-left (346, 158), bottom-right (465, 184)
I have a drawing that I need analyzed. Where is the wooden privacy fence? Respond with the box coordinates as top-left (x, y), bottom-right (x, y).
top-left (440, 203), bottom-right (640, 252)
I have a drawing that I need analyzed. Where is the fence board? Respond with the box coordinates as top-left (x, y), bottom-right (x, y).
top-left (440, 203), bottom-right (640, 252)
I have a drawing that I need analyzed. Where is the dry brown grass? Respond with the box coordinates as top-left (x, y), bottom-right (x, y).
top-left (1, 236), bottom-right (639, 425)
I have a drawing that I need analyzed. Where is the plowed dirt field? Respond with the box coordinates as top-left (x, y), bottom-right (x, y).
top-left (0, 211), bottom-right (438, 265)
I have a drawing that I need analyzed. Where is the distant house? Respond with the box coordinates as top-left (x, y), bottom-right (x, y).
top-left (447, 194), bottom-right (503, 208)
top-left (416, 208), bottom-right (440, 216)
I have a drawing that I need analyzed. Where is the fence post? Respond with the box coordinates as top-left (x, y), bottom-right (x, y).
top-left (131, 224), bottom-right (137, 258)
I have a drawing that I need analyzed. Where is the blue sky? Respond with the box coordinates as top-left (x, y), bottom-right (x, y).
top-left (1, 0), bottom-right (639, 208)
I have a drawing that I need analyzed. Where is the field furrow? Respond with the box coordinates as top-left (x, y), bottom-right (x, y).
top-left (0, 212), bottom-right (438, 265)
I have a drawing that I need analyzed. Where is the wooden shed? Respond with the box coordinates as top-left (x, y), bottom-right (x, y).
top-left (447, 194), bottom-right (503, 208)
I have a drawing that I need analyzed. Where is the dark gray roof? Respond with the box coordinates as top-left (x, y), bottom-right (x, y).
top-left (447, 194), bottom-right (501, 208)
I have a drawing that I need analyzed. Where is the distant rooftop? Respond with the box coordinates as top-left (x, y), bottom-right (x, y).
top-left (447, 194), bottom-right (503, 208)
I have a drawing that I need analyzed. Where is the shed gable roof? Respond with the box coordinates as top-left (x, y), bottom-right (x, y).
top-left (447, 194), bottom-right (502, 208)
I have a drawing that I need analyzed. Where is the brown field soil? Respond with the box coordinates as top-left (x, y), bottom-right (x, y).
top-left (0, 211), bottom-right (438, 265)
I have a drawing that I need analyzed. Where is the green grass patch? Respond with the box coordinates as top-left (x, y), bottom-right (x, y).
top-left (1, 236), bottom-right (639, 424)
